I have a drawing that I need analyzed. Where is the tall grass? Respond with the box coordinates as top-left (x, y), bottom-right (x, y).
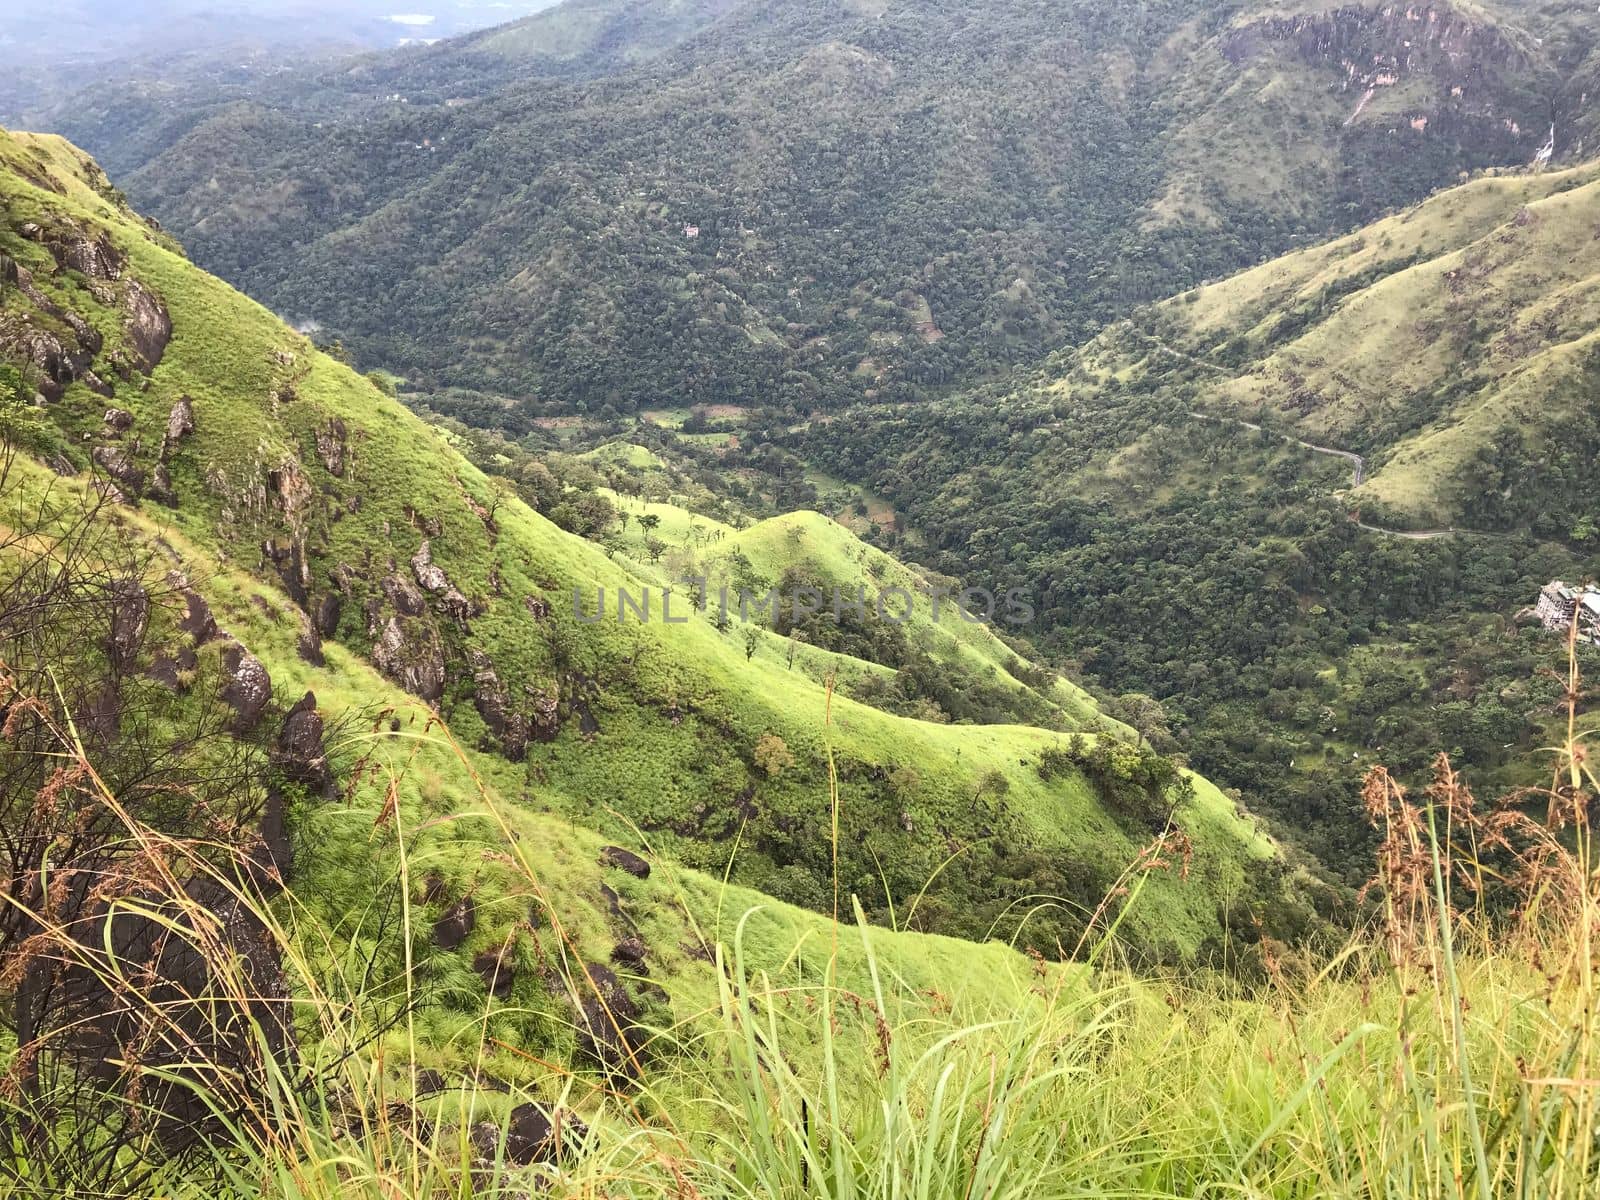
top-left (0, 648), bottom-right (1595, 1199)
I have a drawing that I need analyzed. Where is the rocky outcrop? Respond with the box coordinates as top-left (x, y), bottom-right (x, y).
top-left (600, 846), bottom-right (651, 879)
top-left (44, 227), bottom-right (123, 282)
top-left (161, 395), bottom-right (195, 457)
top-left (611, 937), bottom-right (649, 970)
top-left (107, 578), bottom-right (149, 671)
top-left (471, 1102), bottom-right (588, 1169)
top-left (90, 445), bottom-right (144, 500)
top-left (410, 540), bottom-right (474, 626)
top-left (0, 310), bottom-right (102, 402)
top-left (122, 280), bottom-right (171, 372)
top-left (273, 691), bottom-right (335, 798)
top-left (296, 623), bottom-right (324, 666)
top-left (468, 649), bottom-right (530, 762)
top-left (262, 537), bottom-right (310, 609)
top-left (473, 942), bottom-right (516, 998)
top-left (315, 594), bottom-right (342, 638)
top-left (148, 462), bottom-right (177, 506)
top-left (176, 583), bottom-right (218, 644)
top-left (433, 897), bottom-right (475, 949)
top-left (314, 417), bottom-right (347, 476)
top-left (530, 683), bottom-right (560, 741)
top-left (220, 643), bottom-right (273, 732)
top-left (371, 614), bottom-right (446, 702)
top-left (380, 570), bottom-right (426, 617)
top-left (46, 873), bottom-right (294, 1150)
top-left (411, 540), bottom-right (450, 593)
top-left (573, 962), bottom-right (644, 1075)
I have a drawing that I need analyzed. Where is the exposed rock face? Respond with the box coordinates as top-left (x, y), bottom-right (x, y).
top-left (433, 897), bottom-right (475, 949)
top-left (220, 643), bottom-right (273, 732)
top-left (296, 624), bottom-right (324, 666)
top-left (381, 570), bottom-right (427, 616)
top-left (123, 280), bottom-right (172, 372)
top-left (530, 683), bottom-right (560, 741)
top-left (91, 445), bottom-right (144, 500)
top-left (256, 784), bottom-right (295, 887)
top-left (315, 417), bottom-right (347, 476)
top-left (103, 407), bottom-right (133, 432)
top-left (46, 228), bottom-right (123, 281)
top-left (414, 1068), bottom-right (445, 1095)
top-left (473, 943), bottom-right (516, 998)
top-left (371, 614), bottom-right (446, 702)
top-left (177, 584), bottom-right (218, 644)
top-left (1223, 2), bottom-right (1537, 152)
top-left (44, 875), bottom-right (295, 1149)
top-left (162, 395), bottom-right (195, 457)
top-left (0, 312), bottom-right (98, 401)
top-left (262, 537), bottom-right (310, 608)
top-left (468, 649), bottom-right (530, 762)
top-left (411, 540), bottom-right (450, 593)
top-left (501, 1102), bottom-right (588, 1166)
top-left (107, 578), bottom-right (149, 671)
top-left (274, 691), bottom-right (335, 798)
top-left (1227, 3), bottom-right (1520, 69)
top-left (410, 540), bottom-right (474, 626)
top-left (574, 962), bottom-right (644, 1074)
top-left (611, 937), bottom-right (649, 970)
top-left (600, 846), bottom-right (651, 879)
top-left (315, 594), bottom-right (342, 638)
top-left (147, 462), bottom-right (177, 506)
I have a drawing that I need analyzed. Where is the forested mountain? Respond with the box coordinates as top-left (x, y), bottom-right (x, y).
top-left (35, 0), bottom-right (1600, 419)
top-left (7, 5), bottom-right (1600, 1192)
top-left (778, 160), bottom-right (1600, 881)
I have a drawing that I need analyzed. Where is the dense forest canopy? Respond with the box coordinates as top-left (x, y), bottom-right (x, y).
top-left (35, 0), bottom-right (1598, 420)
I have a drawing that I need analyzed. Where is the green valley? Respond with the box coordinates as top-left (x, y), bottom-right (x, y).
top-left (2, 0), bottom-right (1600, 1193)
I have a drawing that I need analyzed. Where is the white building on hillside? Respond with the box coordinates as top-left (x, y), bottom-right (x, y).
top-left (1536, 581), bottom-right (1600, 645)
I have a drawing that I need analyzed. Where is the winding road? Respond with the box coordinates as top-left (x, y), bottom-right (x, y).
top-left (1182, 410), bottom-right (1480, 541)
top-left (1130, 329), bottom-right (1492, 541)
top-left (1186, 410), bottom-right (1367, 486)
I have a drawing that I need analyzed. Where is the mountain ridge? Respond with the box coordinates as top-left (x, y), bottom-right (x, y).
top-left (30, 0), bottom-right (1596, 421)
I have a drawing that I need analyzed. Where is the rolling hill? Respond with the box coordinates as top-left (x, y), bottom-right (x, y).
top-left (1131, 159), bottom-right (1600, 536)
top-left (0, 123), bottom-right (1298, 989)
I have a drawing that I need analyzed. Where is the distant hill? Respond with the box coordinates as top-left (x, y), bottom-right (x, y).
top-left (31, 0), bottom-right (1599, 419)
top-left (0, 1), bottom-right (563, 131)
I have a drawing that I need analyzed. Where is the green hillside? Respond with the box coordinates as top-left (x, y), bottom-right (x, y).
top-left (1136, 161), bottom-right (1600, 535)
top-left (32, 0), bottom-right (1597, 420)
top-left (0, 126), bottom-right (1291, 975)
top-left (778, 159), bottom-right (1600, 882)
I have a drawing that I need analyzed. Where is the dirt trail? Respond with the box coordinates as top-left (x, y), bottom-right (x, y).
top-left (1182, 411), bottom-right (1501, 540)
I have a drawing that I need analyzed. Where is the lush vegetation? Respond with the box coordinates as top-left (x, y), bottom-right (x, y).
top-left (38, 0), bottom-right (1595, 418)
top-left (0, 127), bottom-right (1294, 973)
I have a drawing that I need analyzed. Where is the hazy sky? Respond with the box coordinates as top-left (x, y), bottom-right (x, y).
top-left (2, 0), bottom-right (563, 60)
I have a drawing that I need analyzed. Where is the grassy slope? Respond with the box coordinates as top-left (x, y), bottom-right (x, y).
top-left (0, 128), bottom-right (1275, 961)
top-left (1114, 161), bottom-right (1600, 529)
top-left (0, 453), bottom-right (1063, 1094)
